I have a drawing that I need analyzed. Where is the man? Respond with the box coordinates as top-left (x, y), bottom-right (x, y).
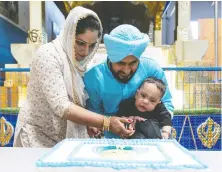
top-left (84, 24), bottom-right (174, 138)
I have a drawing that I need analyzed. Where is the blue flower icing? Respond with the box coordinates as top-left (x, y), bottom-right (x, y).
top-left (36, 139), bottom-right (207, 170)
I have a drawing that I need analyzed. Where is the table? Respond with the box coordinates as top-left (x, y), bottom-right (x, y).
top-left (0, 147), bottom-right (221, 172)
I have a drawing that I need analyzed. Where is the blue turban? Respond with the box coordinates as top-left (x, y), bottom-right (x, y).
top-left (104, 24), bottom-right (149, 63)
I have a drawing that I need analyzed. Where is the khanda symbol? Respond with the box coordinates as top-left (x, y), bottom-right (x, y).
top-left (197, 117), bottom-right (221, 149)
top-left (0, 117), bottom-right (14, 146)
top-left (28, 29), bottom-right (39, 43)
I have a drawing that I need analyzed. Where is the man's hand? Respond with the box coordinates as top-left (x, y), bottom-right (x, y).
top-left (87, 126), bottom-right (102, 138)
top-left (161, 132), bottom-right (170, 139)
top-left (161, 126), bottom-right (172, 139)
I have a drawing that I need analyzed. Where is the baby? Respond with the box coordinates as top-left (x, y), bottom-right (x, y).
top-left (116, 77), bottom-right (172, 139)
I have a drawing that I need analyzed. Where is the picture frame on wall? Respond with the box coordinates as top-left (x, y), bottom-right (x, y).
top-left (0, 1), bottom-right (18, 24)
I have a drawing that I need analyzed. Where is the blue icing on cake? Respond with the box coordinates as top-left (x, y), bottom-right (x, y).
top-left (36, 139), bottom-right (208, 170)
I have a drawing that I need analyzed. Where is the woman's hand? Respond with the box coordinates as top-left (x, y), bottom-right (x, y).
top-left (109, 116), bottom-right (135, 137)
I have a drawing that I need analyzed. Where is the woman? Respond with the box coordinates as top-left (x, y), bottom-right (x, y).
top-left (13, 6), bottom-right (134, 148)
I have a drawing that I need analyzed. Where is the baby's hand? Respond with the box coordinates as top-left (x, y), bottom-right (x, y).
top-left (131, 116), bottom-right (146, 122)
top-left (126, 116), bottom-right (146, 129)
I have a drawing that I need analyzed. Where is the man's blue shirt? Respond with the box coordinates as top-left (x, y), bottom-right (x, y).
top-left (84, 57), bottom-right (174, 138)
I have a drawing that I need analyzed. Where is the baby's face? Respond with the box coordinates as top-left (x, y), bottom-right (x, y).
top-left (135, 83), bottom-right (162, 112)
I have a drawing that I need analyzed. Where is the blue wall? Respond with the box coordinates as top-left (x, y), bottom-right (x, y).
top-left (191, 1), bottom-right (222, 21)
top-left (0, 17), bottom-right (27, 64)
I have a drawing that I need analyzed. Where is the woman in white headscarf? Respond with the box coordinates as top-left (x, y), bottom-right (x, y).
top-left (13, 6), bottom-right (134, 148)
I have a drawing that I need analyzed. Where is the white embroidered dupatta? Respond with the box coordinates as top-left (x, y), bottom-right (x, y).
top-left (53, 6), bottom-right (102, 138)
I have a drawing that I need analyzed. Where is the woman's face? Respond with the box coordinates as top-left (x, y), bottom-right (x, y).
top-left (74, 30), bottom-right (99, 61)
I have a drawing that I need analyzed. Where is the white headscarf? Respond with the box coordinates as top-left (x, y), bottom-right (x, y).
top-left (57, 6), bottom-right (102, 72)
top-left (52, 6), bottom-right (103, 138)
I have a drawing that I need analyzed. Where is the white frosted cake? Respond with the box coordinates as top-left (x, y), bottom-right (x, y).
top-left (36, 139), bottom-right (208, 172)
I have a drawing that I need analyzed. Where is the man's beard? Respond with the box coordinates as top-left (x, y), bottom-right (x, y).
top-left (113, 71), bottom-right (134, 83)
top-left (108, 61), bottom-right (134, 84)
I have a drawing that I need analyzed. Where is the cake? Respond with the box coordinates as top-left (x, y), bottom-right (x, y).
top-left (36, 139), bottom-right (209, 172)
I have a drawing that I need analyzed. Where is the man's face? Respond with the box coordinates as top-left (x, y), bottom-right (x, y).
top-left (110, 55), bottom-right (139, 83)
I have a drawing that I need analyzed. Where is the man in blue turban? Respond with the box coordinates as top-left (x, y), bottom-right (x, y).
top-left (84, 24), bottom-right (174, 138)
